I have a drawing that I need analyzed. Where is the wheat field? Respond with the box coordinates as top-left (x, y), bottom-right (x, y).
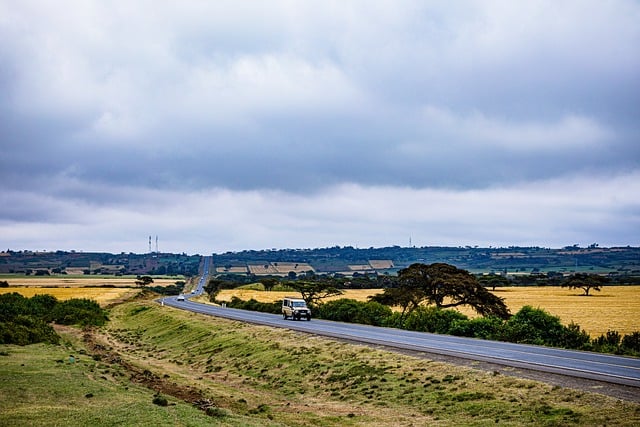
top-left (0, 277), bottom-right (179, 306)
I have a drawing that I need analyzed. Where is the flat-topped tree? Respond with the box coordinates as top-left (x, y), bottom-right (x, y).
top-left (370, 263), bottom-right (511, 319)
top-left (562, 273), bottom-right (610, 296)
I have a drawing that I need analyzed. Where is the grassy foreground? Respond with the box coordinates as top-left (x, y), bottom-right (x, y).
top-left (2, 297), bottom-right (640, 426)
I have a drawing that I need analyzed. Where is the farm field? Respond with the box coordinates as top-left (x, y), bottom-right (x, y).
top-left (0, 276), bottom-right (180, 306)
top-left (215, 286), bottom-right (640, 337)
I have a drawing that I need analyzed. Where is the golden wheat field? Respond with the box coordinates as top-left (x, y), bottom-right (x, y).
top-left (0, 277), bottom-right (180, 306)
top-left (216, 286), bottom-right (640, 337)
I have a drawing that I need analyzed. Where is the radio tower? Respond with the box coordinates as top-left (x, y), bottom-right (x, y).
top-left (148, 236), bottom-right (152, 253)
top-left (155, 236), bottom-right (159, 254)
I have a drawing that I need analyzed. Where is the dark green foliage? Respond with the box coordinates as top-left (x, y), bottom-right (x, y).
top-left (50, 298), bottom-right (108, 326)
top-left (135, 275), bottom-right (154, 287)
top-left (403, 306), bottom-right (468, 334)
top-left (315, 299), bottom-right (392, 326)
top-left (285, 279), bottom-right (343, 307)
top-left (448, 316), bottom-right (504, 340)
top-left (152, 395), bottom-right (168, 406)
top-left (561, 273), bottom-right (610, 296)
top-left (0, 292), bottom-right (108, 344)
top-left (0, 280), bottom-right (8, 288)
top-left (500, 306), bottom-right (580, 348)
top-left (371, 263), bottom-right (510, 320)
top-left (205, 278), bottom-right (239, 301)
top-left (592, 330), bottom-right (622, 353)
top-left (0, 293), bottom-right (30, 321)
top-left (148, 281), bottom-right (185, 296)
top-left (224, 297), bottom-right (281, 314)
top-left (500, 306), bottom-right (565, 345)
top-left (0, 315), bottom-right (59, 345)
top-left (621, 331), bottom-right (640, 354)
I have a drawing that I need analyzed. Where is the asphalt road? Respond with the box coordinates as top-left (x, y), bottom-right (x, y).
top-left (164, 258), bottom-right (640, 389)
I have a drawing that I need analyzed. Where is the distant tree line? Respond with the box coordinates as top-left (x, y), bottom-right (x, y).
top-left (0, 293), bottom-right (108, 345)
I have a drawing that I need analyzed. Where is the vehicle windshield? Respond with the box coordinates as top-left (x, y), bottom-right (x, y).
top-left (292, 301), bottom-right (306, 307)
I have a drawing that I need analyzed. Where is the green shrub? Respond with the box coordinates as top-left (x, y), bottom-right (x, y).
top-left (621, 331), bottom-right (640, 354)
top-left (224, 297), bottom-right (281, 314)
top-left (403, 307), bottom-right (468, 334)
top-left (50, 298), bottom-right (108, 326)
top-left (315, 299), bottom-right (393, 326)
top-left (448, 316), bottom-right (504, 340)
top-left (0, 315), bottom-right (59, 345)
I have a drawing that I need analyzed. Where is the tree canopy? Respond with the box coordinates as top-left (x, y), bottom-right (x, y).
top-left (285, 279), bottom-right (343, 307)
top-left (370, 263), bottom-right (511, 319)
top-left (561, 273), bottom-right (610, 296)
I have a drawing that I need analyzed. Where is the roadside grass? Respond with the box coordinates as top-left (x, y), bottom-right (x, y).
top-left (216, 286), bottom-right (640, 337)
top-left (0, 340), bottom-right (232, 426)
top-left (100, 299), bottom-right (639, 426)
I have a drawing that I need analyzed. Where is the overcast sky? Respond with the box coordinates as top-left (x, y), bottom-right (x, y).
top-left (1, 1), bottom-right (639, 254)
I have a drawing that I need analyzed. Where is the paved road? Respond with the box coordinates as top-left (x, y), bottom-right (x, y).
top-left (164, 257), bottom-right (640, 389)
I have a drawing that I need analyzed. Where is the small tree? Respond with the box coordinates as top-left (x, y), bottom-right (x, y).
top-left (260, 278), bottom-right (279, 292)
top-left (286, 280), bottom-right (342, 307)
top-left (135, 275), bottom-right (154, 288)
top-left (561, 273), bottom-right (610, 296)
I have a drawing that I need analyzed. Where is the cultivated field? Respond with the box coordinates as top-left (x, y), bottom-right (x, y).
top-left (0, 276), bottom-right (181, 306)
top-left (216, 286), bottom-right (640, 337)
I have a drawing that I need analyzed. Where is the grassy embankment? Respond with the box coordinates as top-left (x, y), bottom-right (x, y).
top-left (3, 296), bottom-right (639, 426)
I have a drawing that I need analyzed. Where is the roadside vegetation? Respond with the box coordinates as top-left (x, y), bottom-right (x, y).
top-left (1, 291), bottom-right (639, 426)
top-left (0, 293), bottom-right (107, 345)
top-left (206, 264), bottom-right (640, 357)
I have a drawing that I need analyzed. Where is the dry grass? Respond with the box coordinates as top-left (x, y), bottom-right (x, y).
top-left (217, 286), bottom-right (640, 337)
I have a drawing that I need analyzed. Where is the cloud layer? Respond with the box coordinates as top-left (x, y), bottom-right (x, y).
top-left (1, 1), bottom-right (639, 253)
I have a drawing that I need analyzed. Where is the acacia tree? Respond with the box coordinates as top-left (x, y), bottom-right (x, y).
top-left (260, 278), bottom-right (279, 292)
top-left (370, 263), bottom-right (511, 319)
top-left (286, 279), bottom-right (343, 307)
top-left (561, 273), bottom-right (610, 296)
top-left (135, 275), bottom-right (154, 288)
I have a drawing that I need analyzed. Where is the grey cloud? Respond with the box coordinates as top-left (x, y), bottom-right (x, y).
top-left (1, 1), bottom-right (639, 251)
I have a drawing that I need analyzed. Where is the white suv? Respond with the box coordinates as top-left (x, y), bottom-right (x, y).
top-left (282, 297), bottom-right (311, 321)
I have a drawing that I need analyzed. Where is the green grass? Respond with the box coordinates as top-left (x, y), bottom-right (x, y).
top-left (2, 298), bottom-right (640, 426)
top-left (0, 337), bottom-right (268, 426)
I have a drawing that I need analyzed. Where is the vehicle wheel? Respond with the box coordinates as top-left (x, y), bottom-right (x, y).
top-left (306, 315), bottom-right (311, 321)
top-left (283, 313), bottom-right (287, 320)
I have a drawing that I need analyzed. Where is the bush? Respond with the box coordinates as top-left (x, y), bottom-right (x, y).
top-left (0, 315), bottom-right (59, 345)
top-left (403, 306), bottom-right (468, 334)
top-left (50, 298), bottom-right (108, 326)
top-left (152, 395), bottom-right (168, 406)
top-left (499, 306), bottom-right (563, 346)
top-left (315, 299), bottom-right (392, 326)
top-left (592, 330), bottom-right (622, 354)
top-left (621, 331), bottom-right (640, 354)
top-left (448, 316), bottom-right (504, 340)
top-left (224, 297), bottom-right (281, 314)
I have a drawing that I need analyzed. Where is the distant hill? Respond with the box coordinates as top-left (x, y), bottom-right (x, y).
top-left (0, 251), bottom-right (200, 276)
top-left (212, 245), bottom-right (640, 276)
top-left (2, 245), bottom-right (639, 278)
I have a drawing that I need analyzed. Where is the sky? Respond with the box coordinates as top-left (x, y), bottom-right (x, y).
top-left (1, 0), bottom-right (639, 255)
